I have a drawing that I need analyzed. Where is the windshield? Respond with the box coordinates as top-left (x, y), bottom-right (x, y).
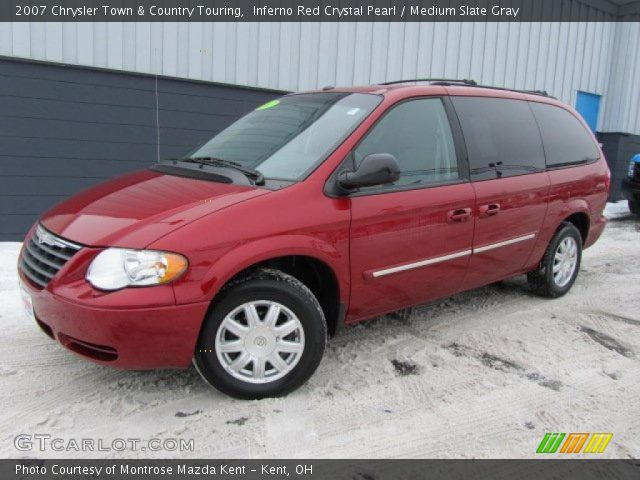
top-left (185, 92), bottom-right (382, 181)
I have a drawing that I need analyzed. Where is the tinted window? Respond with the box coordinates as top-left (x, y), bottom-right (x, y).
top-left (529, 102), bottom-right (599, 167)
top-left (188, 92), bottom-right (381, 181)
top-left (353, 98), bottom-right (459, 189)
top-left (452, 97), bottom-right (546, 180)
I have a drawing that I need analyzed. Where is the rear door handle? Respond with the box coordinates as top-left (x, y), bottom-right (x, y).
top-left (447, 207), bottom-right (472, 223)
top-left (479, 203), bottom-right (501, 218)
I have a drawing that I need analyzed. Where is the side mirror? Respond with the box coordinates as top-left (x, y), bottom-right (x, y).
top-left (338, 153), bottom-right (400, 190)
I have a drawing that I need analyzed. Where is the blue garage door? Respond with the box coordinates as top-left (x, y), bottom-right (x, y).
top-left (575, 91), bottom-right (601, 132)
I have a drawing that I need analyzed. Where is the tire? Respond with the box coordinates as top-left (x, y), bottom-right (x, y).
top-left (194, 268), bottom-right (327, 399)
top-left (629, 199), bottom-right (640, 217)
top-left (527, 222), bottom-right (582, 298)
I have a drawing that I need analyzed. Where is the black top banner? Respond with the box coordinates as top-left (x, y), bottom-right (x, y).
top-left (4, 0), bottom-right (640, 22)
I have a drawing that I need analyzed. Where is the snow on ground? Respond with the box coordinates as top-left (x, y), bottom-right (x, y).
top-left (1, 202), bottom-right (639, 459)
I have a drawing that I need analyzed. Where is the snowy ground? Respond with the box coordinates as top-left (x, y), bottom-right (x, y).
top-left (1, 202), bottom-right (638, 459)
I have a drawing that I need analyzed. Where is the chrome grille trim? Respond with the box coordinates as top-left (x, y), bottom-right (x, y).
top-left (24, 241), bottom-right (64, 269)
top-left (33, 241), bottom-right (75, 261)
top-left (22, 251), bottom-right (56, 280)
top-left (19, 225), bottom-right (82, 289)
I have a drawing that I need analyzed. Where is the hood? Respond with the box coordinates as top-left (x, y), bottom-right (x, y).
top-left (40, 170), bottom-right (269, 248)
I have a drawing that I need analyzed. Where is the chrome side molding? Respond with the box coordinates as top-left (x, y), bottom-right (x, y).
top-left (371, 233), bottom-right (537, 278)
top-left (372, 249), bottom-right (473, 278)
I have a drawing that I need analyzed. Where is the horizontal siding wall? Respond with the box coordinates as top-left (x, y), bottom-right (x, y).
top-left (0, 58), bottom-right (280, 240)
top-left (3, 16), bottom-right (638, 133)
top-left (601, 21), bottom-right (640, 135)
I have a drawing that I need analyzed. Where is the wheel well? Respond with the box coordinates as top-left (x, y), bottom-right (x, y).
top-left (563, 212), bottom-right (590, 244)
top-left (226, 256), bottom-right (341, 337)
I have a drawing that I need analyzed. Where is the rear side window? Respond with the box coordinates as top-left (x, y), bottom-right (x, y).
top-left (529, 102), bottom-right (599, 168)
top-left (451, 97), bottom-right (546, 180)
top-left (353, 98), bottom-right (459, 189)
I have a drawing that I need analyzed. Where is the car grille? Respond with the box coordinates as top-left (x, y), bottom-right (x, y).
top-left (20, 225), bottom-right (82, 289)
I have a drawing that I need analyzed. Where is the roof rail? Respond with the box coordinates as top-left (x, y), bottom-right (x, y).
top-left (455, 83), bottom-right (554, 98)
top-left (379, 78), bottom-right (555, 98)
top-left (380, 78), bottom-right (477, 86)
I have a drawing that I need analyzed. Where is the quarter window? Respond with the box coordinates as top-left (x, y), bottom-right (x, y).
top-left (451, 97), bottom-right (546, 180)
top-left (353, 98), bottom-right (459, 189)
top-left (529, 102), bottom-right (599, 167)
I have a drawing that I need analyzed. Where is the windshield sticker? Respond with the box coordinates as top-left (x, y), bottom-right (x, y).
top-left (256, 99), bottom-right (280, 111)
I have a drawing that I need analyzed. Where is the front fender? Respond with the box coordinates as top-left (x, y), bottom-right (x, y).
top-left (172, 234), bottom-right (350, 306)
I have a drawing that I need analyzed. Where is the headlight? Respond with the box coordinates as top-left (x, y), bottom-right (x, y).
top-left (86, 248), bottom-right (188, 291)
top-left (629, 160), bottom-right (636, 178)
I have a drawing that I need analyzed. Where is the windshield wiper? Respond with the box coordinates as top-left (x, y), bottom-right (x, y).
top-left (180, 157), bottom-right (265, 186)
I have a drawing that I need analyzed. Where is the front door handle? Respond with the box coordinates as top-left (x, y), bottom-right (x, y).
top-left (447, 207), bottom-right (472, 223)
top-left (479, 203), bottom-right (501, 218)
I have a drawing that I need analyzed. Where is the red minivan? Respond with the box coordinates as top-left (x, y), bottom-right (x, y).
top-left (18, 80), bottom-right (609, 399)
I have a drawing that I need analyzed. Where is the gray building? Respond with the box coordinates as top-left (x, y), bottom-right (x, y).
top-left (1, 2), bottom-right (639, 239)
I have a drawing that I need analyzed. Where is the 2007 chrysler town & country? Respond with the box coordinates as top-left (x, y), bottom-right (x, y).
top-left (18, 80), bottom-right (610, 399)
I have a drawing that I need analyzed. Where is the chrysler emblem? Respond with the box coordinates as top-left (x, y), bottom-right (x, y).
top-left (35, 226), bottom-right (64, 248)
top-left (33, 225), bottom-right (81, 251)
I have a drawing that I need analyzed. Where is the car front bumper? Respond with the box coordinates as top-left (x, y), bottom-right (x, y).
top-left (19, 270), bottom-right (210, 369)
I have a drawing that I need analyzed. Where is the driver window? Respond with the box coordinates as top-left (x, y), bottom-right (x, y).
top-left (353, 98), bottom-right (459, 189)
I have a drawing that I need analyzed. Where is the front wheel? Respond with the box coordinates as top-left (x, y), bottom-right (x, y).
top-left (629, 199), bottom-right (640, 217)
top-left (527, 222), bottom-right (582, 298)
top-left (194, 269), bottom-right (327, 399)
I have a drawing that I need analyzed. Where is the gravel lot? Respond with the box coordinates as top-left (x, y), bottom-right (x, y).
top-left (1, 202), bottom-right (638, 459)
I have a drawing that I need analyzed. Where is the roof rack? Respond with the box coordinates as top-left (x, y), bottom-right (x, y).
top-left (380, 78), bottom-right (477, 86)
top-left (455, 83), bottom-right (553, 98)
top-left (379, 78), bottom-right (554, 98)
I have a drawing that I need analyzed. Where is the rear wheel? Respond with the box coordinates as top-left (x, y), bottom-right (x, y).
top-left (527, 222), bottom-right (582, 298)
top-left (194, 269), bottom-right (326, 399)
top-left (629, 199), bottom-right (640, 217)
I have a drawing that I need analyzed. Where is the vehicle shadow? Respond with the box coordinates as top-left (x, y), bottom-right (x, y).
top-left (608, 213), bottom-right (639, 229)
top-left (333, 274), bottom-right (535, 341)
